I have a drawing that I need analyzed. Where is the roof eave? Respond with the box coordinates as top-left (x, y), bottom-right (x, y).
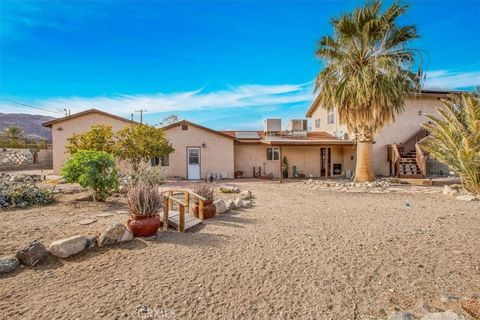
top-left (162, 120), bottom-right (235, 140)
top-left (42, 109), bottom-right (139, 127)
top-left (305, 89), bottom-right (463, 118)
top-left (262, 140), bottom-right (355, 146)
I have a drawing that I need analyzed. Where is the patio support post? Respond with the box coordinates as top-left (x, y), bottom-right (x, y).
top-left (279, 145), bottom-right (283, 184)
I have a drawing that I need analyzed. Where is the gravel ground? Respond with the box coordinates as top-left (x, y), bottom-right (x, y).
top-left (0, 181), bottom-right (479, 319)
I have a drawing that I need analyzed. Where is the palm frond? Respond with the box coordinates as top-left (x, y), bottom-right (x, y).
top-left (421, 93), bottom-right (480, 194)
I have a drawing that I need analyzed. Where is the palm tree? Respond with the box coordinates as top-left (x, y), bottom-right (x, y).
top-left (4, 125), bottom-right (23, 139)
top-left (421, 93), bottom-right (480, 194)
top-left (314, 0), bottom-right (422, 181)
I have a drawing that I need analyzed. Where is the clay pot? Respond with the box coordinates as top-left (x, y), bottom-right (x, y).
top-left (127, 214), bottom-right (161, 237)
top-left (191, 200), bottom-right (216, 219)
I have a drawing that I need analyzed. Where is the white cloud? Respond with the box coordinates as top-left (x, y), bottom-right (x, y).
top-left (423, 69), bottom-right (480, 90)
top-left (0, 83), bottom-right (314, 117)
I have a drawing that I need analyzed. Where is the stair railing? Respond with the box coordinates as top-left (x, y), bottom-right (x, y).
top-left (415, 142), bottom-right (428, 177)
top-left (389, 144), bottom-right (401, 177)
top-left (399, 128), bottom-right (429, 156)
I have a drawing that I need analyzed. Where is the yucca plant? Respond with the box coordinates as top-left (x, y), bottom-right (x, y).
top-left (421, 93), bottom-right (480, 194)
top-left (192, 183), bottom-right (214, 201)
top-left (126, 182), bottom-right (164, 217)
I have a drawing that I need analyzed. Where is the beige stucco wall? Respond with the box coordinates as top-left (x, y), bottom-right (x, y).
top-left (372, 97), bottom-right (443, 176)
top-left (308, 96), bottom-right (444, 176)
top-left (311, 107), bottom-right (348, 138)
top-left (234, 144), bottom-right (281, 178)
top-left (163, 125), bottom-right (234, 179)
top-left (234, 143), bottom-right (355, 178)
top-left (51, 113), bottom-right (131, 174)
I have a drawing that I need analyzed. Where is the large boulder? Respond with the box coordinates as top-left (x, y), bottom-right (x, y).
top-left (225, 199), bottom-right (235, 210)
top-left (234, 198), bottom-right (245, 208)
top-left (0, 257), bottom-right (20, 274)
top-left (48, 235), bottom-right (88, 258)
top-left (16, 240), bottom-right (48, 266)
top-left (98, 223), bottom-right (134, 247)
top-left (239, 190), bottom-right (252, 200)
top-left (213, 199), bottom-right (228, 214)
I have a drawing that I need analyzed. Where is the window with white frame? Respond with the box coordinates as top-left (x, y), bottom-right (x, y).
top-left (151, 155), bottom-right (169, 167)
top-left (266, 147), bottom-right (280, 160)
top-left (315, 119), bottom-right (321, 129)
top-left (327, 111), bottom-right (335, 125)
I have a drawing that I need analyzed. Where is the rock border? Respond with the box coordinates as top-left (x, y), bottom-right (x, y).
top-left (0, 189), bottom-right (254, 276)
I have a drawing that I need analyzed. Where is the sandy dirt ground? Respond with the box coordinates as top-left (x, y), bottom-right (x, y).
top-left (0, 181), bottom-right (479, 320)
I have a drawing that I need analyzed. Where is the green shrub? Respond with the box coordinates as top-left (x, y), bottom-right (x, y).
top-left (0, 182), bottom-right (54, 208)
top-left (61, 150), bottom-right (119, 201)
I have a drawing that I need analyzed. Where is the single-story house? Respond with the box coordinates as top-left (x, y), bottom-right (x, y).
top-left (161, 121), bottom-right (235, 179)
top-left (162, 120), bottom-right (355, 179)
top-left (43, 110), bottom-right (355, 179)
top-left (43, 109), bottom-right (137, 174)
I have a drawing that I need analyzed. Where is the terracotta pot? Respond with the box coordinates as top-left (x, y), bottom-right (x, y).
top-left (191, 200), bottom-right (216, 219)
top-left (127, 214), bottom-right (161, 237)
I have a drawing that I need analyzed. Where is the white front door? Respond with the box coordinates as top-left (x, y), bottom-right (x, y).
top-left (187, 147), bottom-right (201, 180)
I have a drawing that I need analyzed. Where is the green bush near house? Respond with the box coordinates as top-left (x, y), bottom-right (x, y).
top-left (61, 150), bottom-right (119, 201)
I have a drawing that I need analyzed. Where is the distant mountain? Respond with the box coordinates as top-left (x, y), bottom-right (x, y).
top-left (0, 113), bottom-right (56, 140)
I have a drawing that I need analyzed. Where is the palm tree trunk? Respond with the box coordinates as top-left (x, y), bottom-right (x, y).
top-left (354, 128), bottom-right (375, 182)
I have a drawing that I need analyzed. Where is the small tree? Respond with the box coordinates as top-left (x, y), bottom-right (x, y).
top-left (4, 124), bottom-right (23, 138)
top-left (159, 115), bottom-right (179, 127)
top-left (4, 125), bottom-right (23, 147)
top-left (66, 125), bottom-right (115, 155)
top-left (114, 124), bottom-right (174, 172)
top-left (61, 150), bottom-right (119, 201)
top-left (421, 93), bottom-right (480, 194)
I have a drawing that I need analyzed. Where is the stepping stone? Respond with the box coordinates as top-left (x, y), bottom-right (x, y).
top-left (79, 219), bottom-right (97, 225)
top-left (96, 213), bottom-right (114, 218)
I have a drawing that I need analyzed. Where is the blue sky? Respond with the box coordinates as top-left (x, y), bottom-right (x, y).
top-left (1, 0), bottom-right (479, 129)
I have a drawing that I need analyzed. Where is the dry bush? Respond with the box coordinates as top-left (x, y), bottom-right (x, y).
top-left (127, 183), bottom-right (164, 217)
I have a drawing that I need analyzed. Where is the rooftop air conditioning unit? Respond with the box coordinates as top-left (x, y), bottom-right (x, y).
top-left (288, 119), bottom-right (308, 132)
top-left (264, 119), bottom-right (281, 133)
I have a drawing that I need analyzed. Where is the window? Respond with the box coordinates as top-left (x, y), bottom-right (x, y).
top-left (151, 156), bottom-right (169, 167)
top-left (181, 124), bottom-right (188, 130)
top-left (315, 119), bottom-right (321, 129)
top-left (161, 156), bottom-right (169, 166)
top-left (267, 147), bottom-right (280, 160)
top-left (327, 111), bottom-right (335, 125)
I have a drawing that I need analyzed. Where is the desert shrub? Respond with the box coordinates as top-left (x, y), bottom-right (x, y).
top-left (0, 181), bottom-right (54, 209)
top-left (219, 187), bottom-right (234, 193)
top-left (127, 182), bottom-right (164, 217)
top-left (192, 183), bottom-right (214, 201)
top-left (421, 93), bottom-right (480, 194)
top-left (61, 150), bottom-right (119, 201)
top-left (129, 162), bottom-right (166, 187)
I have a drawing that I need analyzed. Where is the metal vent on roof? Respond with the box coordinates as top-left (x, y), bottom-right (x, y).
top-left (235, 131), bottom-right (260, 139)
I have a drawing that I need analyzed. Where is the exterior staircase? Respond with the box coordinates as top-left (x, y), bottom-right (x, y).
top-left (398, 149), bottom-right (423, 178)
top-left (388, 129), bottom-right (429, 179)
